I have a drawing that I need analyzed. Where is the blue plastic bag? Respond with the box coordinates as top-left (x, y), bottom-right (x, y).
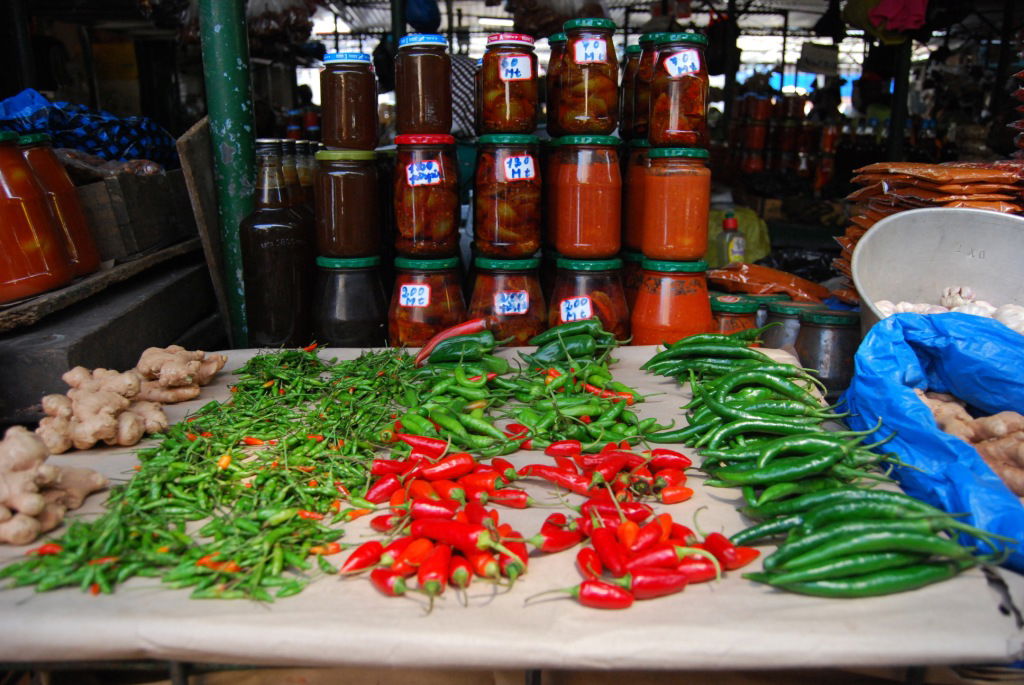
top-left (842, 313), bottom-right (1024, 573)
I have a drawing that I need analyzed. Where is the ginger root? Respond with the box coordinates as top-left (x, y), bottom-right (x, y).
top-left (134, 345), bottom-right (226, 404)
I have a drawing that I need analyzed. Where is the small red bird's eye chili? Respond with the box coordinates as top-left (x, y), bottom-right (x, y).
top-left (394, 433), bottom-right (449, 457)
top-left (365, 474), bottom-right (403, 504)
top-left (379, 537), bottom-right (415, 567)
top-left (413, 317), bottom-right (489, 367)
top-left (545, 440), bottom-right (583, 457)
top-left (527, 526), bottom-right (584, 553)
top-left (302, 342), bottom-right (319, 352)
top-left (421, 452), bottom-right (476, 481)
top-left (449, 554), bottom-right (473, 589)
top-left (458, 471), bottom-right (507, 492)
top-left (487, 488), bottom-right (532, 509)
top-left (648, 449), bottom-right (693, 470)
top-left (576, 547), bottom-right (603, 579)
top-left (489, 458), bottom-right (519, 482)
top-left (519, 464), bottom-right (591, 496)
top-left (297, 510), bottom-right (324, 520)
top-left (370, 568), bottom-right (408, 596)
top-left (589, 527), bottom-right (630, 577)
top-left (391, 538), bottom-right (435, 576)
top-left (498, 529), bottom-right (530, 582)
top-left (417, 543), bottom-right (452, 600)
top-left (241, 436), bottom-right (264, 446)
top-left (613, 568), bottom-right (689, 600)
top-left (26, 543), bottom-right (62, 556)
top-left (532, 580), bottom-right (634, 610)
top-left (89, 556), bottom-right (119, 566)
top-left (186, 433), bottom-right (198, 441)
top-left (431, 479), bottom-right (466, 503)
top-left (409, 498), bottom-right (460, 520)
top-left (660, 485), bottom-right (694, 505)
top-left (341, 508), bottom-right (373, 522)
top-left (410, 519), bottom-right (495, 555)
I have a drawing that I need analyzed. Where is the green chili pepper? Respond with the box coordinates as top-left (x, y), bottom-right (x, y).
top-left (528, 320), bottom-right (606, 346)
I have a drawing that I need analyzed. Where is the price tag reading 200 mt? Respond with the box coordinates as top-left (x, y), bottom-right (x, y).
top-left (502, 155), bottom-right (536, 181)
top-left (559, 296), bottom-right (593, 322)
top-left (664, 49), bottom-right (701, 77)
top-left (499, 55), bottom-right (532, 81)
top-left (573, 39), bottom-right (608, 64)
top-left (399, 284), bottom-right (431, 307)
top-left (494, 290), bottom-right (529, 315)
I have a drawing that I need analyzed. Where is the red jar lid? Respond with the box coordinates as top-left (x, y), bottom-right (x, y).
top-left (487, 33), bottom-right (535, 46)
top-left (395, 134), bottom-right (456, 145)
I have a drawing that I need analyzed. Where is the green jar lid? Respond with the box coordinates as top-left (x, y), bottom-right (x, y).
top-left (549, 32), bottom-right (567, 43)
top-left (621, 250), bottom-right (644, 263)
top-left (316, 256), bottom-right (381, 268)
top-left (317, 150), bottom-right (376, 161)
top-left (744, 293), bottom-right (791, 303)
top-left (628, 138), bottom-right (651, 148)
top-left (395, 256), bottom-right (460, 270)
top-left (767, 301), bottom-right (825, 316)
top-left (655, 32), bottom-right (708, 46)
top-left (710, 294), bottom-right (759, 313)
top-left (640, 32), bottom-right (667, 44)
top-left (558, 134), bottom-right (620, 146)
top-left (641, 258), bottom-right (708, 272)
top-left (626, 45), bottom-right (642, 55)
top-left (0, 131), bottom-right (19, 143)
top-left (564, 18), bottom-right (616, 31)
top-left (556, 257), bottom-right (622, 271)
top-left (478, 134), bottom-right (539, 145)
top-left (648, 147), bottom-right (709, 159)
top-left (475, 256), bottom-right (540, 269)
top-left (17, 133), bottom-right (51, 146)
top-left (800, 309), bottom-right (860, 326)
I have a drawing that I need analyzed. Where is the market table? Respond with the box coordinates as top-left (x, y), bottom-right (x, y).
top-left (0, 346), bottom-right (1021, 670)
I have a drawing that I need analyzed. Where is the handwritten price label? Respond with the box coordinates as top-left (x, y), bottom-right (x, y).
top-left (399, 284), bottom-right (431, 307)
top-left (559, 296), bottom-right (593, 322)
top-left (664, 49), bottom-right (701, 77)
top-left (406, 160), bottom-right (442, 187)
top-left (502, 155), bottom-right (536, 181)
top-left (573, 38), bottom-right (608, 64)
top-left (499, 55), bottom-right (532, 81)
top-left (494, 290), bottom-right (529, 315)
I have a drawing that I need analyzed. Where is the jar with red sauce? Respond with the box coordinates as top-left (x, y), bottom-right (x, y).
top-left (18, 133), bottom-right (100, 277)
top-left (388, 256), bottom-right (466, 347)
top-left (396, 34), bottom-right (452, 135)
top-left (619, 45), bottom-right (642, 139)
top-left (545, 33), bottom-right (567, 137)
top-left (710, 294), bottom-right (758, 334)
top-left (621, 250), bottom-right (644, 310)
top-left (480, 34), bottom-right (538, 134)
top-left (394, 134), bottom-right (459, 257)
top-left (474, 134), bottom-right (541, 258)
top-left (641, 147), bottom-right (710, 260)
top-left (622, 138), bottom-right (650, 252)
top-left (649, 33), bottom-right (709, 147)
top-left (552, 135), bottom-right (621, 259)
top-left (320, 52), bottom-right (378, 149)
top-left (632, 32), bottom-right (666, 139)
top-left (550, 256), bottom-right (629, 340)
top-left (0, 131), bottom-right (73, 304)
top-left (469, 256), bottom-right (546, 345)
top-left (631, 258), bottom-right (712, 344)
top-left (557, 18), bottom-right (618, 135)
top-left (542, 137), bottom-right (562, 248)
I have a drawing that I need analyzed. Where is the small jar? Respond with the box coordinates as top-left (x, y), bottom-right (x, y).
top-left (388, 256), bottom-right (466, 347)
top-left (762, 300), bottom-right (826, 350)
top-left (649, 32), bottom-right (709, 147)
top-left (480, 33), bottom-right (538, 134)
top-left (557, 18), bottom-right (618, 135)
top-left (710, 294), bottom-right (758, 335)
top-left (320, 52), bottom-right (378, 149)
top-left (631, 258), bottom-right (712, 344)
top-left (795, 310), bottom-right (861, 400)
top-left (743, 293), bottom-right (790, 328)
top-left (552, 135), bottom-right (621, 259)
top-left (396, 34), bottom-right (452, 135)
top-left (641, 147), bottom-right (710, 260)
top-left (394, 134), bottom-right (459, 257)
top-left (469, 256), bottom-right (546, 345)
top-left (619, 45), bottom-right (642, 139)
top-left (313, 256), bottom-right (387, 346)
top-left (550, 256), bottom-right (629, 340)
top-left (545, 33), bottom-right (568, 137)
top-left (622, 139), bottom-right (650, 252)
top-left (620, 250), bottom-right (644, 310)
top-left (474, 134), bottom-right (541, 258)
top-left (315, 150), bottom-right (379, 257)
top-left (632, 32), bottom-right (665, 139)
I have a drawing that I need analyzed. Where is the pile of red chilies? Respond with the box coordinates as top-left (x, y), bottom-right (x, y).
top-left (340, 436), bottom-right (760, 609)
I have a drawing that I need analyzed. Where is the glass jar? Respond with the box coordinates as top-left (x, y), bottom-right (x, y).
top-left (480, 33), bottom-right (538, 134)
top-left (552, 135), bottom-right (621, 259)
top-left (557, 18), bottom-right (618, 135)
top-left (795, 309), bottom-right (860, 399)
top-left (622, 139), bottom-right (650, 252)
top-left (315, 150), bottom-right (379, 257)
top-left (641, 147), bottom-right (710, 260)
top-left (550, 256), bottom-right (629, 340)
top-left (540, 247), bottom-right (558, 304)
top-left (649, 32), bottom-right (709, 147)
top-left (711, 294), bottom-right (758, 334)
top-left (743, 293), bottom-right (790, 328)
top-left (632, 32), bottom-right (665, 140)
top-left (394, 134), bottom-right (459, 257)
top-left (0, 132), bottom-right (73, 304)
top-left (18, 133), bottom-right (100, 277)
top-left (388, 256), bottom-right (466, 347)
top-left (545, 33), bottom-right (567, 137)
top-left (474, 134), bottom-right (542, 258)
top-left (621, 250), bottom-right (644, 310)
top-left (631, 258), bottom-right (712, 344)
top-left (396, 34), bottom-right (452, 135)
top-left (762, 300), bottom-right (826, 350)
top-left (320, 52), bottom-right (378, 149)
top-left (619, 45), bottom-right (642, 139)
top-left (542, 137), bottom-right (561, 248)
top-left (468, 256), bottom-right (546, 345)
top-left (313, 256), bottom-right (387, 346)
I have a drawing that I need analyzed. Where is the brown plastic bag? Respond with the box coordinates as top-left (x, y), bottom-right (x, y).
top-left (706, 263), bottom-right (830, 303)
top-left (854, 162), bottom-right (1020, 185)
top-left (942, 200), bottom-right (1022, 213)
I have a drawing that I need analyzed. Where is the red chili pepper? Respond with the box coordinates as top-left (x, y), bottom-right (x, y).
top-left (296, 509), bottom-right (324, 521)
top-left (670, 523), bottom-right (697, 545)
top-left (589, 454), bottom-right (631, 486)
top-left (89, 582), bottom-right (101, 596)
top-left (676, 555), bottom-right (720, 583)
top-left (489, 457), bottom-right (519, 482)
top-left (576, 547), bottom-right (603, 579)
top-left (653, 468), bottom-right (688, 490)
top-left (200, 431), bottom-right (213, 438)
top-left (545, 440), bottom-right (583, 457)
top-left (417, 543), bottom-right (452, 599)
top-left (379, 536), bottom-right (414, 567)
top-left (648, 449), bottom-right (693, 471)
top-left (624, 543), bottom-right (693, 572)
top-left (370, 514), bottom-right (402, 532)
top-left (654, 513), bottom-right (673, 542)
top-left (241, 436), bottom-right (264, 446)
top-left (569, 579), bottom-right (634, 609)
top-left (660, 485), bottom-right (694, 505)
top-left (421, 452), bottom-right (476, 481)
top-left (499, 534), bottom-right (530, 582)
top-left (541, 512), bottom-right (570, 534)
top-left (393, 433), bottom-right (448, 457)
top-left (409, 497), bottom-right (459, 520)
top-left (185, 432), bottom-right (198, 442)
top-left (410, 519), bottom-right (494, 554)
top-left (88, 556), bottom-right (119, 566)
top-left (302, 342), bottom-right (319, 352)
top-left (581, 449), bottom-right (646, 469)
top-left (580, 499), bottom-right (653, 524)
top-left (391, 538), bottom-right (435, 576)
top-left (449, 553), bottom-right (473, 589)
top-left (364, 474), bottom-right (402, 504)
top-left (413, 318), bottom-right (490, 366)
top-left (26, 543), bottom-right (62, 556)
top-left (519, 464), bottom-right (591, 496)
top-left (527, 526), bottom-right (584, 553)
top-left (457, 471), bottom-right (506, 492)
top-left (702, 533), bottom-right (759, 571)
top-left (466, 550), bottom-right (500, 579)
top-left (431, 479), bottom-right (466, 503)
top-left (486, 487), bottom-right (531, 509)
top-left (309, 542), bottom-right (342, 556)
top-left (579, 415), bottom-right (592, 424)
top-left (464, 502), bottom-right (498, 526)
top-left (389, 488), bottom-right (408, 514)
top-left (582, 382), bottom-right (635, 405)
top-left (613, 567), bottom-right (688, 600)
top-left (463, 485), bottom-right (489, 505)
top-left (553, 456), bottom-right (578, 473)
top-left (406, 479), bottom-right (439, 500)
top-left (616, 519), bottom-right (640, 548)
top-left (371, 458), bottom-right (410, 476)
top-left (628, 520), bottom-right (663, 553)
top-left (370, 568), bottom-right (407, 596)
top-left (504, 422), bottom-right (529, 439)
top-left (589, 527), bottom-right (630, 577)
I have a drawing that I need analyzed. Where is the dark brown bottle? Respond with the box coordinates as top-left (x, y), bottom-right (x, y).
top-left (241, 139), bottom-right (314, 347)
top-left (280, 138), bottom-right (315, 223)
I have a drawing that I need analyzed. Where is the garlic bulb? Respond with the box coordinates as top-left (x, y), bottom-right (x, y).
top-left (874, 300), bottom-right (895, 318)
top-left (940, 286), bottom-right (976, 308)
top-left (994, 304), bottom-right (1024, 335)
top-left (952, 301), bottom-right (996, 317)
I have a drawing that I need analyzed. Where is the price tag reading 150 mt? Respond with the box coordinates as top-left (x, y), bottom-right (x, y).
top-left (399, 284), bottom-right (431, 307)
top-left (559, 296), bottom-right (593, 322)
top-left (494, 290), bottom-right (529, 315)
top-left (664, 49), bottom-right (701, 77)
top-left (573, 39), bottom-right (608, 64)
top-left (502, 155), bottom-right (536, 181)
top-left (499, 55), bottom-right (532, 81)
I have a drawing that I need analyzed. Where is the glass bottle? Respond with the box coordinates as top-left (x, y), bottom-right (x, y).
top-left (622, 138), bottom-right (650, 252)
top-left (641, 147), bottom-right (710, 260)
top-left (632, 32), bottom-right (665, 140)
top-left (280, 138), bottom-right (314, 221)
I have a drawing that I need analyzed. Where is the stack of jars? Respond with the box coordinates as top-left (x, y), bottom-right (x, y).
top-left (0, 131), bottom-right (101, 306)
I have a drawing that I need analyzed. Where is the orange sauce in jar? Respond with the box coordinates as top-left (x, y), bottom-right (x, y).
top-left (552, 135), bottom-right (621, 259)
top-left (631, 258), bottom-right (712, 344)
top-left (640, 147), bottom-right (710, 261)
top-left (622, 139), bottom-right (650, 252)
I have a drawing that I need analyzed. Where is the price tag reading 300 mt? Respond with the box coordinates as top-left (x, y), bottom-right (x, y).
top-left (399, 284), bottom-right (431, 307)
top-left (664, 49), bottom-right (701, 77)
top-left (499, 55), bottom-right (532, 81)
top-left (559, 296), bottom-right (593, 322)
top-left (502, 155), bottom-right (536, 181)
top-left (494, 290), bottom-right (529, 315)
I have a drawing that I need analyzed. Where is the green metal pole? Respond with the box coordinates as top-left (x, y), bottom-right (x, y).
top-left (199, 0), bottom-right (254, 347)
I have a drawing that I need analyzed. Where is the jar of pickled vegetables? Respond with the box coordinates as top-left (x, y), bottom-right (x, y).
top-left (621, 250), bottom-right (644, 310)
top-left (631, 258), bottom-right (712, 344)
top-left (315, 150), bottom-right (379, 257)
top-left (480, 34), bottom-right (538, 134)
top-left (557, 18), bottom-right (618, 135)
top-left (649, 32), bottom-right (709, 147)
top-left (388, 256), bottom-right (466, 347)
top-left (619, 45), bottom-right (642, 139)
top-left (552, 135), bottom-right (621, 259)
top-left (396, 34), bottom-right (452, 135)
top-left (313, 256), bottom-right (387, 347)
top-left (710, 294), bottom-right (758, 334)
top-left (632, 32), bottom-right (665, 139)
top-left (321, 52), bottom-right (378, 149)
top-left (641, 147), bottom-right (710, 260)
top-left (469, 256), bottom-right (545, 345)
top-left (474, 134), bottom-right (541, 258)
top-left (545, 33), bottom-right (567, 137)
top-left (0, 131), bottom-right (73, 305)
top-left (550, 256), bottom-right (629, 340)
top-left (394, 134), bottom-right (459, 257)
top-left (622, 138), bottom-right (650, 252)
